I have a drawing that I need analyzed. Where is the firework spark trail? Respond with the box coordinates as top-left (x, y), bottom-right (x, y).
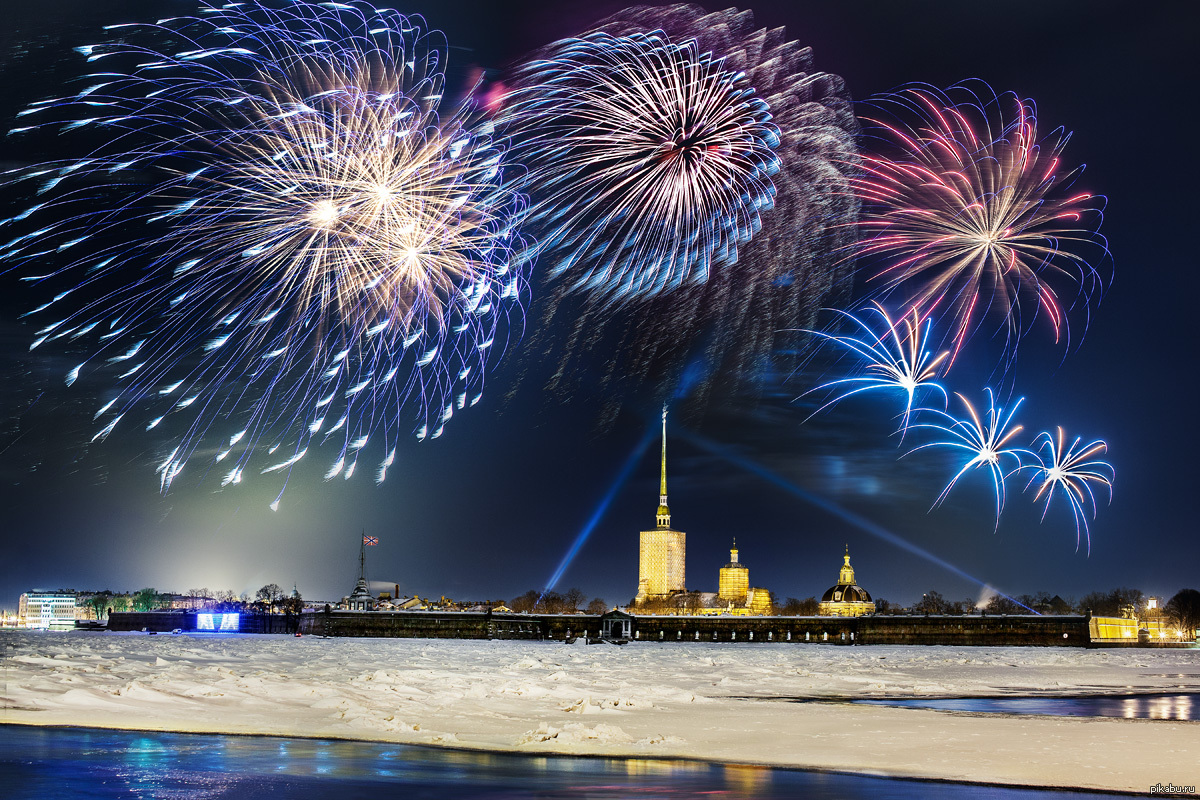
top-left (852, 82), bottom-right (1108, 366)
top-left (503, 4), bottom-right (859, 424)
top-left (800, 302), bottom-right (949, 437)
top-left (1, 2), bottom-right (527, 505)
top-left (1020, 427), bottom-right (1114, 554)
top-left (907, 388), bottom-right (1031, 527)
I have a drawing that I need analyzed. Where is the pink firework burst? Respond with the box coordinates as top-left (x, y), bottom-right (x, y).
top-left (853, 83), bottom-right (1108, 364)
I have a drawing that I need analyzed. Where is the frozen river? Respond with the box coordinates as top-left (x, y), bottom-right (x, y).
top-left (2, 631), bottom-right (1197, 793)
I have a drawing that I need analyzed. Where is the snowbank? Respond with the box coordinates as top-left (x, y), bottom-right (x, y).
top-left (1, 631), bottom-right (1196, 793)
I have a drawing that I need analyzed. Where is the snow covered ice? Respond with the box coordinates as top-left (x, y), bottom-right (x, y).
top-left (1, 631), bottom-right (1197, 793)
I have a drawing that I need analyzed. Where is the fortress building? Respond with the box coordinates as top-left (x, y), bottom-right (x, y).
top-left (635, 408), bottom-right (686, 602)
top-left (714, 541), bottom-right (773, 614)
top-left (817, 547), bottom-right (875, 617)
top-left (717, 541), bottom-right (749, 604)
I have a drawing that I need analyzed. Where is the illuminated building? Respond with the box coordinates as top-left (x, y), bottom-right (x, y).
top-left (18, 591), bottom-right (78, 630)
top-left (745, 587), bottom-right (773, 615)
top-left (635, 408), bottom-right (686, 602)
top-left (717, 541), bottom-right (749, 604)
top-left (817, 548), bottom-right (876, 617)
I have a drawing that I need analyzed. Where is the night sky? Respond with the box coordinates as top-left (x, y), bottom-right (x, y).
top-left (1, 1), bottom-right (1196, 611)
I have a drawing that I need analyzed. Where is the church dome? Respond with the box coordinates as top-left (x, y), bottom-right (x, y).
top-left (821, 583), bottom-right (872, 604)
top-left (817, 548), bottom-right (875, 617)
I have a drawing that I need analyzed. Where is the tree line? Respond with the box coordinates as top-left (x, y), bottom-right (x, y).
top-left (865, 586), bottom-right (1200, 631)
top-left (509, 588), bottom-right (608, 615)
top-left (77, 583), bottom-right (303, 618)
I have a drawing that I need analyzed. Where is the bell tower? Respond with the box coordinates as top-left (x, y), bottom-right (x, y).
top-left (636, 406), bottom-right (686, 603)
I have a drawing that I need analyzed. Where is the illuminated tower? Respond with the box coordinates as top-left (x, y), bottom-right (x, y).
top-left (636, 407), bottom-right (686, 602)
top-left (718, 540), bottom-right (749, 604)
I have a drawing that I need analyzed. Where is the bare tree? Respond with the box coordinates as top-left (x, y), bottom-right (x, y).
top-left (186, 588), bottom-right (212, 610)
top-left (563, 587), bottom-right (586, 612)
top-left (255, 583), bottom-right (284, 611)
top-left (781, 596), bottom-right (819, 615)
top-left (951, 597), bottom-right (977, 615)
top-left (1164, 589), bottom-right (1200, 639)
top-left (586, 598), bottom-right (608, 615)
top-left (510, 590), bottom-right (538, 613)
top-left (914, 591), bottom-right (950, 615)
top-left (985, 594), bottom-right (1025, 614)
top-left (1077, 588), bottom-right (1144, 617)
top-left (873, 598), bottom-right (897, 615)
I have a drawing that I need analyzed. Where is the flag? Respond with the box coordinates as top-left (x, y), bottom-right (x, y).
top-left (363, 535), bottom-right (378, 546)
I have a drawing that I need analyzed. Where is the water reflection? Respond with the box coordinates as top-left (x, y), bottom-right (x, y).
top-left (0, 724), bottom-right (1134, 799)
top-left (1122, 694), bottom-right (1193, 719)
top-left (859, 693), bottom-right (1195, 720)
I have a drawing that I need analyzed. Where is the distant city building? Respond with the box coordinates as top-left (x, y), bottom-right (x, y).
top-left (18, 591), bottom-right (78, 630)
top-left (717, 541), bottom-right (749, 604)
top-left (817, 549), bottom-right (876, 617)
top-left (635, 408), bottom-right (686, 602)
top-left (166, 594), bottom-right (195, 610)
top-left (343, 536), bottom-right (376, 611)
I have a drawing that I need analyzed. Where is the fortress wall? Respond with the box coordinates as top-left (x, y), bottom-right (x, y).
top-left (294, 611), bottom-right (1108, 646)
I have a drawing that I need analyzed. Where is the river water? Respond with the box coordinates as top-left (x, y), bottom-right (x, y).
top-left (0, 724), bottom-right (1134, 799)
top-left (856, 692), bottom-right (1196, 720)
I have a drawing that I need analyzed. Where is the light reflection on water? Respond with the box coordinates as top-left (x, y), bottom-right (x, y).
top-left (0, 724), bottom-right (1135, 799)
top-left (858, 693), bottom-right (1196, 720)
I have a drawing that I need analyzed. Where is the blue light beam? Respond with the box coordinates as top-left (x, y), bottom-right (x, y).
top-left (542, 424), bottom-right (658, 596)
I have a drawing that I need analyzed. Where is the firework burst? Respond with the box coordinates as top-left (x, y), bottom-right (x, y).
top-left (505, 4), bottom-right (859, 421)
top-left (853, 83), bottom-right (1107, 364)
top-left (1021, 428), bottom-right (1113, 553)
top-left (802, 302), bottom-right (949, 437)
top-left (2, 2), bottom-right (526, 505)
top-left (908, 388), bottom-right (1029, 526)
top-left (503, 29), bottom-right (780, 298)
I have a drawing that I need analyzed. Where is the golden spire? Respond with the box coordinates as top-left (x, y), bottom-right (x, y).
top-left (839, 545), bottom-right (856, 586)
top-left (656, 405), bottom-right (671, 528)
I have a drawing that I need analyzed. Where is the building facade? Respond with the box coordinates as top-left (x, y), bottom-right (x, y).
top-left (636, 409), bottom-right (686, 602)
top-left (18, 591), bottom-right (78, 630)
top-left (745, 587), bottom-right (773, 615)
top-left (817, 549), bottom-right (875, 617)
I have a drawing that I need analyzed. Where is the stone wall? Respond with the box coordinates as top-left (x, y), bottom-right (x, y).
top-left (301, 610), bottom-right (541, 639)
top-left (295, 611), bottom-right (1100, 646)
top-left (104, 609), bottom-right (1170, 647)
top-left (107, 611), bottom-right (188, 632)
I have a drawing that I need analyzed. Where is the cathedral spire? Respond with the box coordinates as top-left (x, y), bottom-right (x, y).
top-left (839, 546), bottom-right (856, 586)
top-left (656, 405), bottom-right (671, 528)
